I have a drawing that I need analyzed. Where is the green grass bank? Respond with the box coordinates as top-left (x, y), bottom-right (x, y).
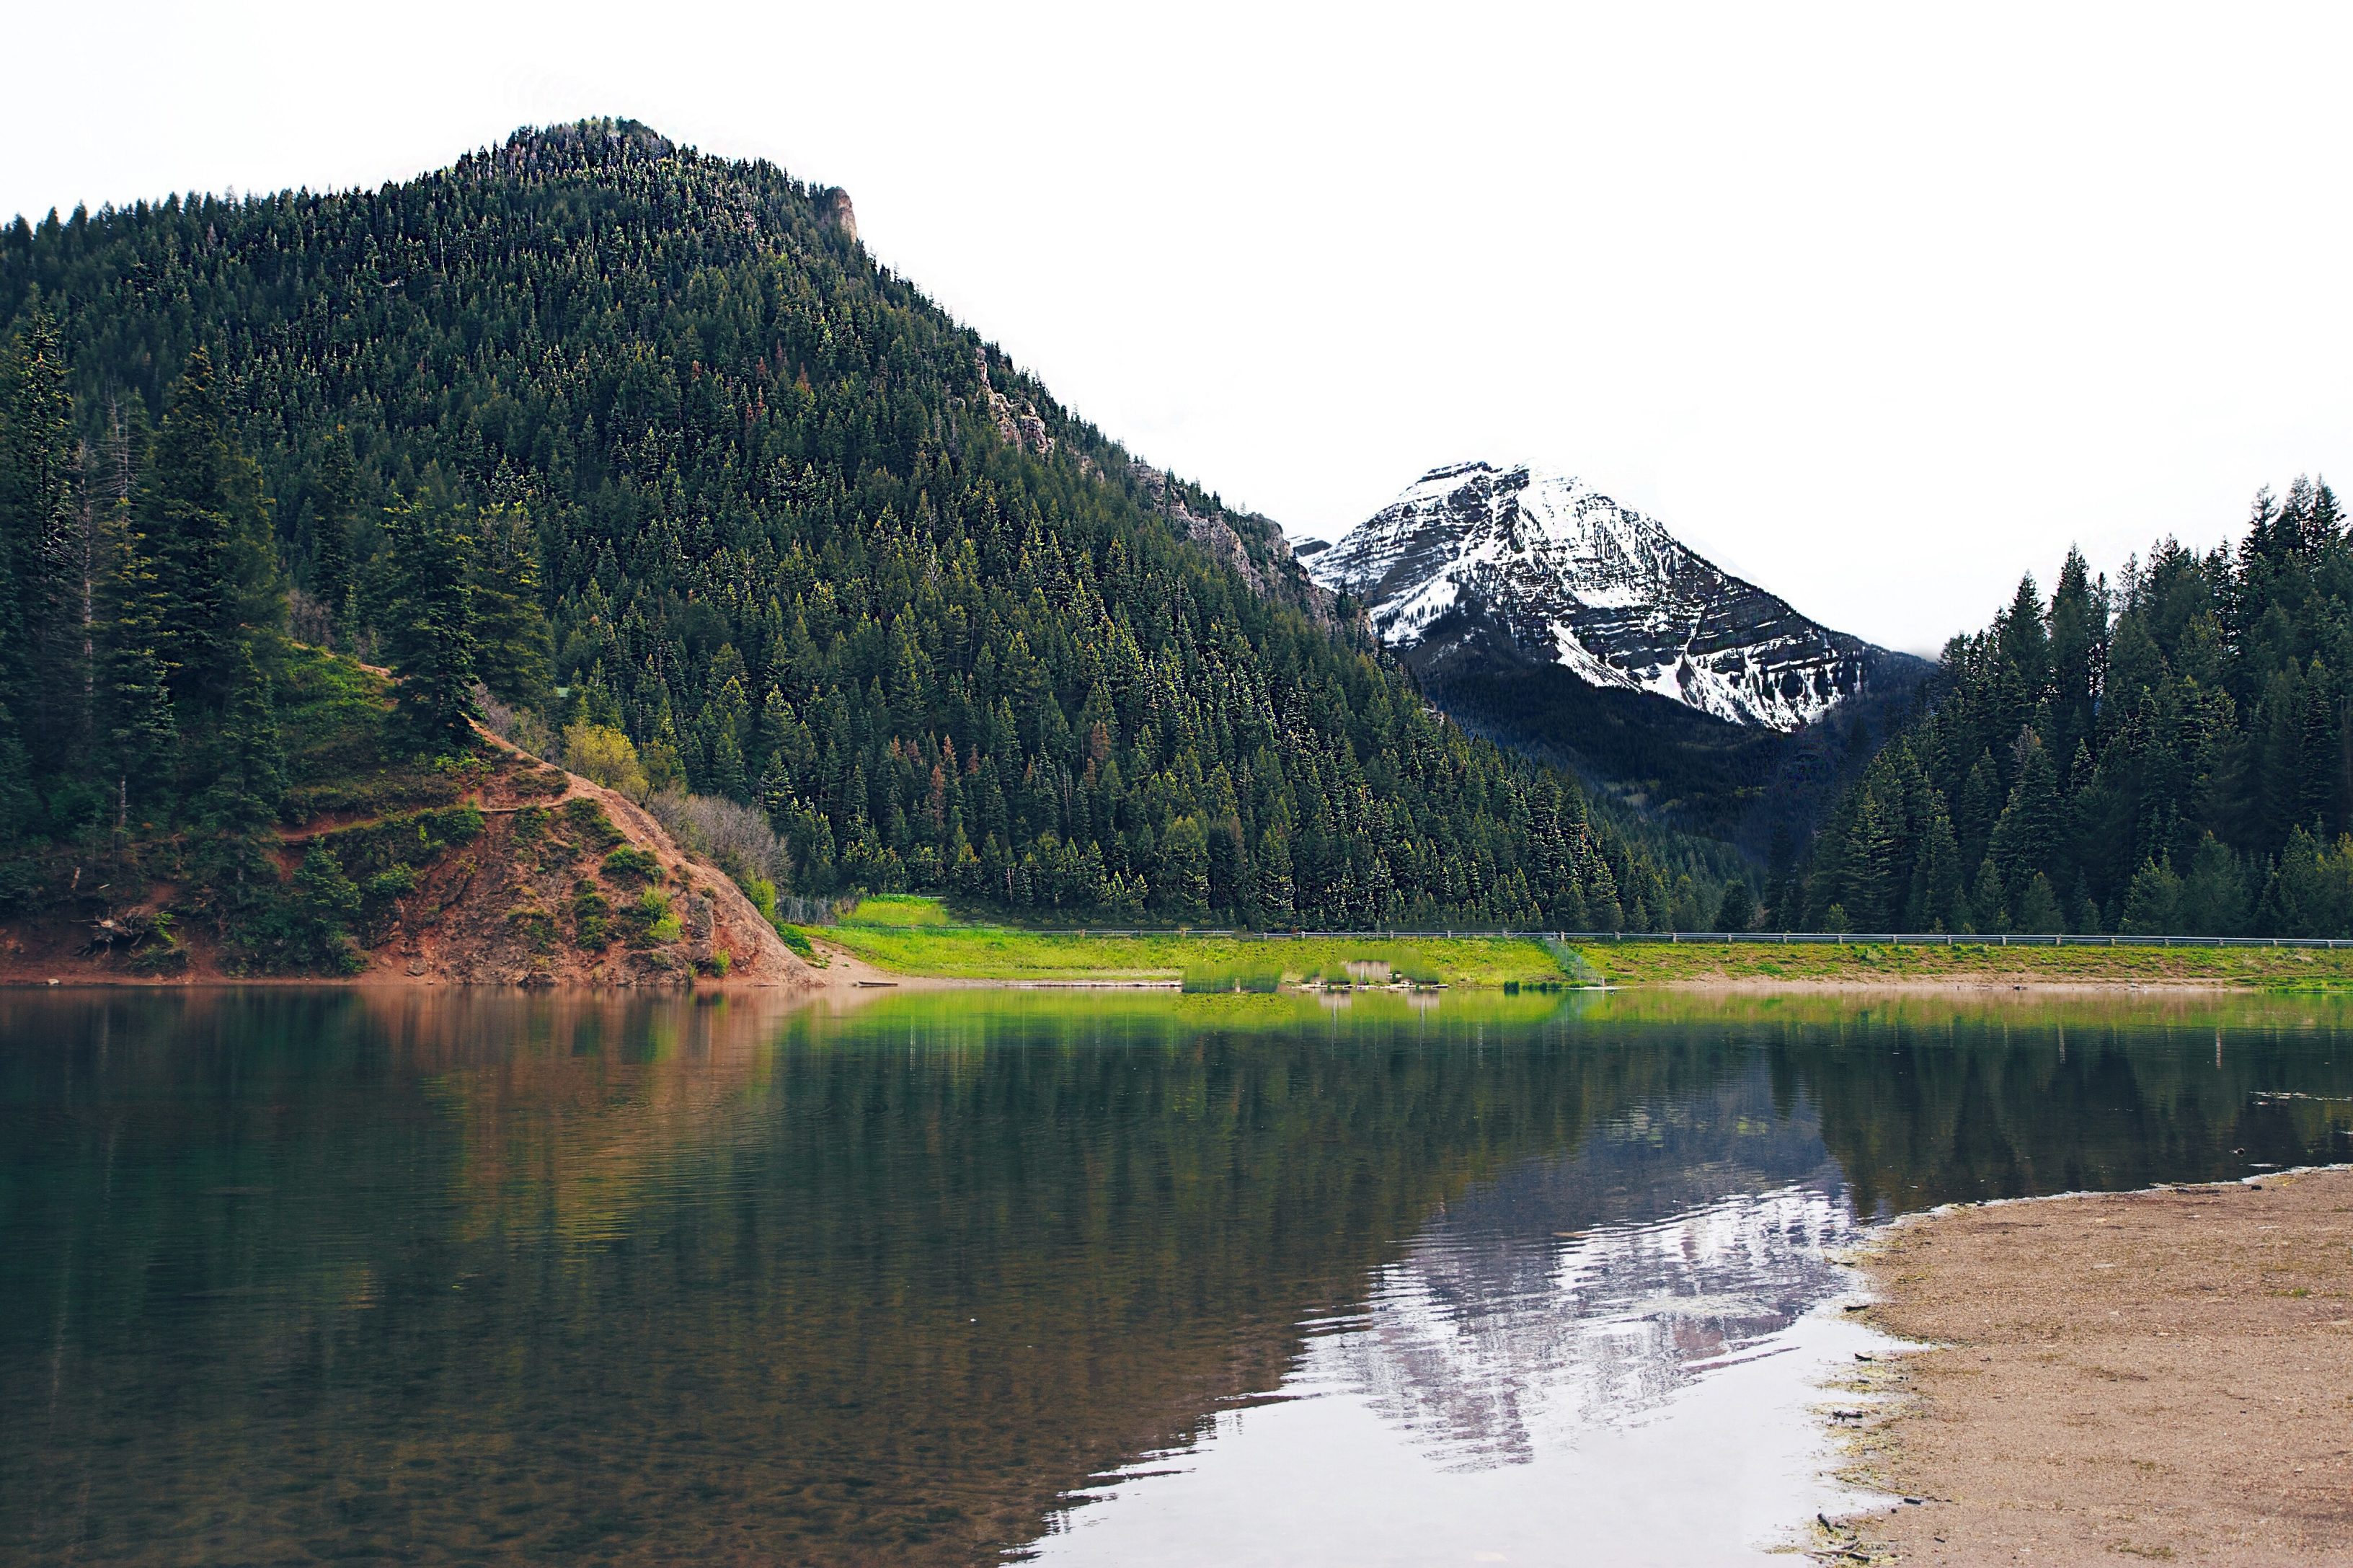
top-left (805, 901), bottom-right (2353, 991)
top-left (1579, 937), bottom-right (2353, 989)
top-left (806, 900), bottom-right (1570, 987)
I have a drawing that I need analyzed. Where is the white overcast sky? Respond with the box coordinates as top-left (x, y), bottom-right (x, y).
top-left (7, 1), bottom-right (2350, 652)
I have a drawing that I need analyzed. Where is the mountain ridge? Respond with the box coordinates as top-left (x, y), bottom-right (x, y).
top-left (1309, 459), bottom-right (1925, 731)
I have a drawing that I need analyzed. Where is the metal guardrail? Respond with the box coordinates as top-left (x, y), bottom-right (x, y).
top-left (830, 925), bottom-right (2353, 948)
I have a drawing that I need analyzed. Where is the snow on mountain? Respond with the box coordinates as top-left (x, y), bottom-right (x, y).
top-left (1308, 461), bottom-right (1896, 731)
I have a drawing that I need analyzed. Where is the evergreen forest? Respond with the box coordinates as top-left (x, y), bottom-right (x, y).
top-left (0, 120), bottom-right (1712, 965)
top-left (1799, 479), bottom-right (2353, 936)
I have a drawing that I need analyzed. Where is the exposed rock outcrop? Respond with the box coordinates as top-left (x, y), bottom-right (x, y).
top-left (1127, 459), bottom-right (1335, 623)
top-left (815, 186), bottom-right (857, 243)
top-left (1309, 461), bottom-right (1922, 731)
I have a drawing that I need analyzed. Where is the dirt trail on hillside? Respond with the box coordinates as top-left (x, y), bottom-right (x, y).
top-left (2, 737), bottom-right (815, 990)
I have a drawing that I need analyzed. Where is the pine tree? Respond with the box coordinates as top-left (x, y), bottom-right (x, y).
top-left (465, 503), bottom-right (553, 708)
top-left (143, 350), bottom-right (240, 711)
top-left (89, 420), bottom-right (175, 830)
top-left (2046, 547), bottom-right (2102, 764)
top-left (310, 432), bottom-right (358, 632)
top-left (382, 501), bottom-right (480, 753)
top-left (1988, 736), bottom-right (2065, 899)
top-left (0, 314), bottom-right (84, 773)
top-left (1969, 857), bottom-right (2009, 932)
top-left (2014, 872), bottom-right (2064, 934)
top-left (201, 641), bottom-right (285, 835)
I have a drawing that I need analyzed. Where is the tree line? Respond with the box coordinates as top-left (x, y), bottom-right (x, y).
top-left (1794, 479), bottom-right (2353, 936)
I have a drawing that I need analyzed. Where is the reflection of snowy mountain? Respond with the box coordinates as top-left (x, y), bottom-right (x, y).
top-left (1027, 1062), bottom-right (1881, 1566)
top-left (1341, 1185), bottom-right (1858, 1469)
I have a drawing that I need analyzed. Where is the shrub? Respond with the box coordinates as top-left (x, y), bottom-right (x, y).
top-left (316, 805), bottom-right (484, 879)
top-left (561, 797), bottom-right (624, 850)
top-left (506, 905), bottom-right (557, 953)
top-left (562, 722), bottom-right (650, 800)
top-left (621, 887), bottom-right (678, 946)
top-left (508, 766), bottom-right (569, 798)
top-left (286, 846), bottom-right (363, 972)
top-left (602, 845), bottom-right (662, 886)
top-left (478, 689), bottom-right (558, 762)
top-left (645, 789), bottom-right (790, 885)
top-left (570, 880), bottom-right (612, 949)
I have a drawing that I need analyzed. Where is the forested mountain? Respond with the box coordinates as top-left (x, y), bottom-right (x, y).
top-left (1799, 479), bottom-right (2353, 936)
top-left (0, 120), bottom-right (1716, 955)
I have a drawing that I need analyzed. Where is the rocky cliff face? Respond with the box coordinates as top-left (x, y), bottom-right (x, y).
top-left (1308, 461), bottom-right (1914, 731)
top-left (1127, 460), bottom-right (1334, 620)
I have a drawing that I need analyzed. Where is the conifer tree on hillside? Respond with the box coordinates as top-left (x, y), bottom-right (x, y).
top-left (309, 433), bottom-right (358, 635)
top-left (381, 501), bottom-right (480, 753)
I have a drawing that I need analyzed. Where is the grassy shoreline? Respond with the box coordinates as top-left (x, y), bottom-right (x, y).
top-left (1581, 936), bottom-right (2353, 989)
top-left (808, 923), bottom-right (1572, 988)
top-left (803, 900), bottom-right (2353, 990)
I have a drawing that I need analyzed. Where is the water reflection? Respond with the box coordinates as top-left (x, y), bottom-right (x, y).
top-left (1, 988), bottom-right (2349, 1565)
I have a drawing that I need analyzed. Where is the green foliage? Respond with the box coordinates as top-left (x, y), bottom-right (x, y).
top-left (841, 894), bottom-right (949, 926)
top-left (570, 879), bottom-right (613, 949)
top-left (464, 504), bottom-right (554, 709)
top-left (0, 120), bottom-right (1680, 932)
top-left (511, 766), bottom-right (570, 798)
top-left (1807, 497), bottom-right (2353, 936)
top-left (126, 913), bottom-right (190, 974)
top-left (381, 500), bottom-right (479, 753)
top-left (316, 805), bottom-right (484, 879)
top-left (616, 887), bottom-right (681, 946)
top-left (600, 844), bottom-right (661, 886)
top-left (506, 904), bottom-right (557, 954)
top-left (285, 846), bottom-right (364, 972)
top-left (560, 796), bottom-right (625, 849)
top-left (562, 723), bottom-right (649, 798)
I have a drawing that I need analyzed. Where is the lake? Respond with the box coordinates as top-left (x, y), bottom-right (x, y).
top-left (4, 987), bottom-right (2349, 1565)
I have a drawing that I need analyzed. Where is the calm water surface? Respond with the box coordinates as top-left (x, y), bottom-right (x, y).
top-left (3, 987), bottom-right (2349, 1566)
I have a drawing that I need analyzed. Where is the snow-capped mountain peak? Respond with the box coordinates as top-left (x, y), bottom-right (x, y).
top-left (1307, 461), bottom-right (1896, 731)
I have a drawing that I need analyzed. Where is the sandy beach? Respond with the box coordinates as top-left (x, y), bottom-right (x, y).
top-left (1834, 1168), bottom-right (2353, 1565)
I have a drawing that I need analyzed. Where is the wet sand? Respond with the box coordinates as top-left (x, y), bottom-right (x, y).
top-left (1838, 1168), bottom-right (2353, 1565)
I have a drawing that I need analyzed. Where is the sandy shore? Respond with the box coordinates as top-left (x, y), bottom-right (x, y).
top-left (1833, 1168), bottom-right (2353, 1565)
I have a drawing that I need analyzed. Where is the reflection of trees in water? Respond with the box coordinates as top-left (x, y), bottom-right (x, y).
top-left (0, 991), bottom-right (1749, 1567)
top-left (6, 991), bottom-right (2347, 1566)
top-left (1568, 991), bottom-right (2353, 1213)
top-left (1771, 1015), bottom-right (2353, 1214)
